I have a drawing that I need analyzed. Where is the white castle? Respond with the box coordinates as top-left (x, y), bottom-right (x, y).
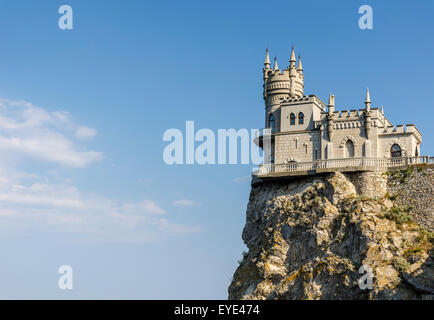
top-left (255, 46), bottom-right (429, 177)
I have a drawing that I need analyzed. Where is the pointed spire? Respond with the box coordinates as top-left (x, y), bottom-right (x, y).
top-left (264, 48), bottom-right (270, 69)
top-left (365, 88), bottom-right (371, 103)
top-left (273, 57), bottom-right (279, 71)
top-left (381, 105), bottom-right (384, 113)
top-left (289, 46), bottom-right (296, 62)
top-left (290, 45), bottom-right (296, 66)
top-left (364, 88), bottom-right (371, 111)
top-left (297, 55), bottom-right (303, 71)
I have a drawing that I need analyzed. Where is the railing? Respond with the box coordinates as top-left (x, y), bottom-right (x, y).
top-left (256, 156), bottom-right (434, 176)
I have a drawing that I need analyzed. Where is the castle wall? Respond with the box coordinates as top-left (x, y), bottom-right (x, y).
top-left (379, 133), bottom-right (418, 157)
top-left (280, 101), bottom-right (321, 132)
top-left (272, 107), bottom-right (422, 162)
top-left (274, 131), bottom-right (321, 164)
top-left (325, 123), bottom-right (367, 158)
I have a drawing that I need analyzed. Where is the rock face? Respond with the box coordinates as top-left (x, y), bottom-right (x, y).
top-left (228, 168), bottom-right (434, 300)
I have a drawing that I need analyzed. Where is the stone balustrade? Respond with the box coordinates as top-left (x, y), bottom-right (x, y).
top-left (255, 156), bottom-right (434, 177)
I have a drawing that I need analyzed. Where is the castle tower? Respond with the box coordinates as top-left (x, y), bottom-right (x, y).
top-left (262, 46), bottom-right (305, 111)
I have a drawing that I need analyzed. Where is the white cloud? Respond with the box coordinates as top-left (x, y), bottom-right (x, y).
top-left (0, 178), bottom-right (201, 242)
top-left (0, 98), bottom-right (200, 243)
top-left (0, 133), bottom-right (103, 167)
top-left (122, 200), bottom-right (166, 215)
top-left (75, 126), bottom-right (97, 140)
top-left (0, 99), bottom-right (102, 167)
top-left (172, 199), bottom-right (199, 207)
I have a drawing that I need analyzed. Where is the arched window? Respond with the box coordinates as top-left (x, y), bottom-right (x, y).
top-left (269, 114), bottom-right (275, 130)
top-left (345, 140), bottom-right (355, 158)
top-left (415, 146), bottom-right (419, 157)
top-left (391, 144), bottom-right (402, 158)
top-left (290, 113), bottom-right (296, 125)
top-left (298, 112), bottom-right (304, 125)
top-left (314, 149), bottom-right (318, 160)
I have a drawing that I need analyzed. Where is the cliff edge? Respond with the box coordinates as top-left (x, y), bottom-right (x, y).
top-left (228, 167), bottom-right (433, 299)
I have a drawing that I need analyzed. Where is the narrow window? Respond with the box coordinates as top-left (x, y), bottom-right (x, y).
top-left (269, 114), bottom-right (275, 130)
top-left (298, 112), bottom-right (304, 125)
top-left (290, 113), bottom-right (296, 125)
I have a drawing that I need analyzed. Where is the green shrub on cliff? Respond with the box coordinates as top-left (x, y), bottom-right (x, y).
top-left (384, 205), bottom-right (412, 225)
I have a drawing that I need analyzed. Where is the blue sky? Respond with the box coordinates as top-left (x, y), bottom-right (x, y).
top-left (0, 0), bottom-right (432, 299)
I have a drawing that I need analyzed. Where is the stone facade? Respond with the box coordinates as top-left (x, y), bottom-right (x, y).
top-left (261, 47), bottom-right (423, 165)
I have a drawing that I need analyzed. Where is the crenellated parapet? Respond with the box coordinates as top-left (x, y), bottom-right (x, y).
top-left (380, 124), bottom-right (423, 142)
top-left (280, 94), bottom-right (325, 109)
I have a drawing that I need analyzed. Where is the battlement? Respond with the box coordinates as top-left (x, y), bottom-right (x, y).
top-left (321, 107), bottom-right (389, 121)
top-left (381, 124), bottom-right (414, 134)
top-left (280, 95), bottom-right (326, 110)
top-left (337, 109), bottom-right (362, 118)
top-left (380, 124), bottom-right (422, 141)
top-left (323, 109), bottom-right (365, 119)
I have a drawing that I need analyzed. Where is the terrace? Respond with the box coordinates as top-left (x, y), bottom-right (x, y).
top-left (254, 156), bottom-right (434, 179)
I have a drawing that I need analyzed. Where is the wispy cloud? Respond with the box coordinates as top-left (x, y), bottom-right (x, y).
top-left (74, 126), bottom-right (97, 140)
top-left (122, 199), bottom-right (166, 215)
top-left (0, 173), bottom-right (201, 242)
top-left (0, 98), bottom-right (201, 242)
top-left (0, 99), bottom-right (102, 167)
top-left (172, 199), bottom-right (199, 207)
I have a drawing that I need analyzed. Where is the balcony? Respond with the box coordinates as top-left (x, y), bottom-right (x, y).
top-left (254, 156), bottom-right (434, 178)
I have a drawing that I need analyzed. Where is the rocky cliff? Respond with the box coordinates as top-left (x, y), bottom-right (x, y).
top-left (228, 167), bottom-right (434, 300)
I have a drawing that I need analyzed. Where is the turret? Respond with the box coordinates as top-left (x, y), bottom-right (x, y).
top-left (290, 45), bottom-right (296, 68)
top-left (328, 93), bottom-right (335, 114)
top-left (263, 48), bottom-right (270, 81)
top-left (297, 55), bottom-right (303, 73)
top-left (364, 88), bottom-right (371, 111)
top-left (262, 45), bottom-right (304, 109)
top-left (289, 46), bottom-right (297, 97)
top-left (264, 48), bottom-right (270, 69)
top-left (364, 88), bottom-right (372, 139)
top-left (327, 93), bottom-right (335, 141)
